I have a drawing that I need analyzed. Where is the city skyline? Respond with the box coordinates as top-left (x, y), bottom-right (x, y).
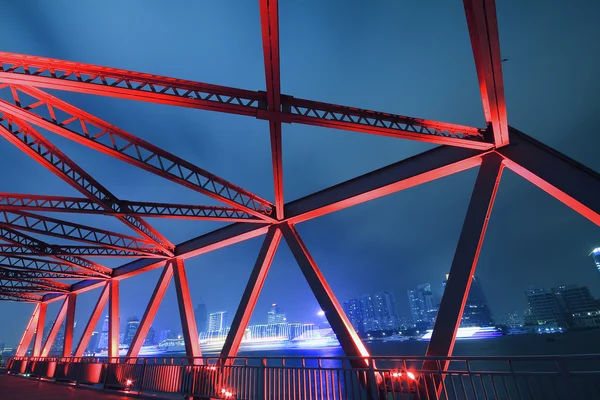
top-left (0, 1), bottom-right (599, 348)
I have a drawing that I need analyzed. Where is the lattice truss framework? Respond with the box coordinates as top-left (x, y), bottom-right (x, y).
top-left (4, 0), bottom-right (600, 366)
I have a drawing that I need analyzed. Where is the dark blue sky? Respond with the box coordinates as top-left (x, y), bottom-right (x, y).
top-left (1, 0), bottom-right (599, 347)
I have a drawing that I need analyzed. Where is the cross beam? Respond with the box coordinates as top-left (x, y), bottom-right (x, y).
top-left (0, 53), bottom-right (490, 149)
top-left (0, 192), bottom-right (260, 222)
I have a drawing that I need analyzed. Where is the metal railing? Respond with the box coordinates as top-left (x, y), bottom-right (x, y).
top-left (5, 354), bottom-right (600, 399)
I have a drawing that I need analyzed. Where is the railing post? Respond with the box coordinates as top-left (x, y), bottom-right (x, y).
top-left (259, 358), bottom-right (266, 400)
top-left (556, 357), bottom-right (576, 396)
top-left (366, 358), bottom-right (380, 400)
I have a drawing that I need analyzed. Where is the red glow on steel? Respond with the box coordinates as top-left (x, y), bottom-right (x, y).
top-left (42, 296), bottom-right (69, 357)
top-left (74, 282), bottom-right (110, 357)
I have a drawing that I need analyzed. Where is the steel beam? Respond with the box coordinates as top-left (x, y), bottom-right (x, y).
top-left (220, 227), bottom-right (282, 359)
top-left (497, 128), bottom-right (600, 226)
top-left (260, 0), bottom-right (284, 220)
top-left (0, 193), bottom-right (260, 222)
top-left (126, 262), bottom-right (173, 358)
top-left (74, 282), bottom-right (110, 357)
top-left (0, 292), bottom-right (42, 302)
top-left (286, 145), bottom-right (486, 223)
top-left (0, 244), bottom-right (154, 258)
top-left (41, 296), bottom-right (69, 357)
top-left (0, 269), bottom-right (71, 291)
top-left (280, 223), bottom-right (370, 366)
top-left (108, 279), bottom-right (119, 361)
top-left (172, 259), bottom-right (201, 361)
top-left (425, 153), bottom-right (503, 368)
top-left (62, 293), bottom-right (76, 357)
top-left (0, 112), bottom-right (173, 254)
top-left (0, 256), bottom-right (101, 279)
top-left (463, 0), bottom-right (508, 146)
top-left (0, 226), bottom-right (112, 276)
top-left (0, 210), bottom-right (160, 255)
top-left (32, 302), bottom-right (47, 356)
top-left (0, 53), bottom-right (489, 149)
top-left (15, 303), bottom-right (40, 356)
top-left (0, 87), bottom-right (275, 221)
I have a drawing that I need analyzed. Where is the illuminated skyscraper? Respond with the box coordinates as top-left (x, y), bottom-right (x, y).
top-left (343, 299), bottom-right (363, 334)
top-left (407, 284), bottom-right (437, 328)
top-left (144, 326), bottom-right (156, 346)
top-left (359, 292), bottom-right (400, 332)
top-left (124, 315), bottom-right (140, 345)
top-left (195, 302), bottom-right (208, 333)
top-left (591, 248), bottom-right (600, 274)
top-left (98, 315), bottom-right (109, 350)
top-left (267, 303), bottom-right (287, 324)
top-left (442, 275), bottom-right (494, 327)
top-left (209, 311), bottom-right (228, 331)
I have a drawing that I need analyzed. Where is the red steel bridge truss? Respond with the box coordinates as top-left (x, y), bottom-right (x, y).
top-left (2, 0), bottom-right (599, 371)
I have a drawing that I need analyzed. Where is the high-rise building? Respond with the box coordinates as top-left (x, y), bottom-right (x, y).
top-left (343, 299), bottom-right (363, 334)
top-left (591, 248), bottom-right (600, 274)
top-left (553, 285), bottom-right (598, 315)
top-left (145, 326), bottom-right (156, 346)
top-left (98, 315), bottom-right (109, 349)
top-left (441, 275), bottom-right (494, 327)
top-left (358, 292), bottom-right (400, 333)
top-left (195, 302), bottom-right (208, 333)
top-left (87, 331), bottom-right (100, 354)
top-left (124, 315), bottom-right (140, 345)
top-left (407, 284), bottom-right (437, 328)
top-left (526, 288), bottom-right (567, 327)
top-left (526, 284), bottom-right (599, 328)
top-left (267, 304), bottom-right (287, 324)
top-left (209, 311), bottom-right (227, 331)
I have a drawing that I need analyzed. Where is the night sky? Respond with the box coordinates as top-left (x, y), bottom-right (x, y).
top-left (1, 0), bottom-right (599, 347)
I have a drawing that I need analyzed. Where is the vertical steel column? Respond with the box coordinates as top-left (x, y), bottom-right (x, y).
top-left (32, 302), bottom-right (47, 357)
top-left (62, 293), bottom-right (76, 357)
top-left (220, 226), bottom-right (282, 359)
top-left (280, 223), bottom-right (371, 366)
top-left (74, 282), bottom-right (110, 357)
top-left (108, 279), bottom-right (120, 361)
top-left (42, 297), bottom-right (69, 357)
top-left (15, 303), bottom-right (40, 357)
top-left (259, 0), bottom-right (284, 220)
top-left (425, 153), bottom-right (504, 367)
top-left (126, 262), bottom-right (174, 357)
top-left (172, 258), bottom-right (202, 361)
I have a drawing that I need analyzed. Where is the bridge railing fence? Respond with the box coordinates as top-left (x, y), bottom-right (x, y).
top-left (4, 354), bottom-right (600, 399)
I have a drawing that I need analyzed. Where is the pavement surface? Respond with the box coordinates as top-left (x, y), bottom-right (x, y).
top-left (0, 373), bottom-right (162, 400)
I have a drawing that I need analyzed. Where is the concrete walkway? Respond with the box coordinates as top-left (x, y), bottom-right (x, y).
top-left (0, 373), bottom-right (158, 400)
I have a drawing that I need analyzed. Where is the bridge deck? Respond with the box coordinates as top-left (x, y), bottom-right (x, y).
top-left (0, 373), bottom-right (149, 400)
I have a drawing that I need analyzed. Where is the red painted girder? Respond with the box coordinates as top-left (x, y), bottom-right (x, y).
top-left (0, 86), bottom-right (275, 220)
top-left (0, 52), bottom-right (263, 115)
top-left (220, 226), bottom-right (282, 359)
top-left (285, 146), bottom-right (487, 224)
top-left (463, 0), bottom-right (508, 146)
top-left (0, 269), bottom-right (71, 291)
top-left (280, 223), bottom-right (371, 368)
top-left (0, 192), bottom-right (261, 222)
top-left (172, 258), bottom-right (202, 360)
top-left (0, 113), bottom-right (174, 254)
top-left (260, 0), bottom-right (284, 220)
top-left (497, 128), bottom-right (600, 227)
top-left (425, 154), bottom-right (503, 372)
top-left (33, 302), bottom-right (47, 356)
top-left (16, 304), bottom-right (40, 355)
top-left (108, 279), bottom-right (119, 361)
top-left (42, 296), bottom-right (68, 357)
top-left (63, 293), bottom-right (76, 356)
top-left (0, 255), bottom-right (106, 278)
top-left (0, 263), bottom-right (89, 280)
top-left (0, 282), bottom-right (60, 293)
top-left (0, 226), bottom-right (112, 276)
top-left (126, 262), bottom-right (173, 358)
top-left (0, 209), bottom-right (160, 254)
top-left (0, 244), bottom-right (158, 258)
top-left (0, 53), bottom-right (490, 150)
top-left (73, 282), bottom-right (110, 357)
top-left (0, 293), bottom-right (42, 302)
